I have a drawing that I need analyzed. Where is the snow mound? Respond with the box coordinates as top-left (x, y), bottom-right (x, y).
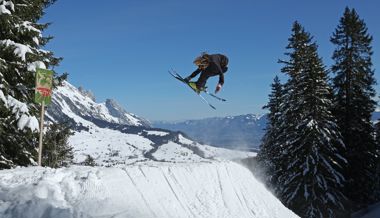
top-left (0, 161), bottom-right (298, 218)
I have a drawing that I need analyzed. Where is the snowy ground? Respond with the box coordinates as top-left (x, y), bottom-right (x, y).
top-left (70, 126), bottom-right (257, 166)
top-left (0, 161), bottom-right (298, 218)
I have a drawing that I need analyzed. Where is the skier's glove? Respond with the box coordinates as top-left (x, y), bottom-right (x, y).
top-left (215, 83), bottom-right (222, 94)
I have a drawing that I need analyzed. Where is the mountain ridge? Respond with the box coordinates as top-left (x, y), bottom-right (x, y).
top-left (154, 113), bottom-right (267, 150)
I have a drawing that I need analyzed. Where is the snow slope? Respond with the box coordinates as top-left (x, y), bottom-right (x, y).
top-left (0, 161), bottom-right (298, 218)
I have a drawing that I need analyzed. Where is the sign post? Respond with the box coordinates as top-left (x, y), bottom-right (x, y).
top-left (35, 68), bottom-right (53, 166)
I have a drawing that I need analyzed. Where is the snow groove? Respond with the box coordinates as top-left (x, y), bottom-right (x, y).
top-left (160, 167), bottom-right (192, 217)
top-left (122, 167), bottom-right (158, 218)
top-left (225, 163), bottom-right (250, 214)
top-left (216, 166), bottom-right (229, 210)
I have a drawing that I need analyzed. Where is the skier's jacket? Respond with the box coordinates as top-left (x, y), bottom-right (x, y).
top-left (189, 54), bottom-right (229, 87)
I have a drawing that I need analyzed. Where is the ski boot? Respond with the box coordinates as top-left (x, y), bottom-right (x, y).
top-left (188, 82), bottom-right (207, 94)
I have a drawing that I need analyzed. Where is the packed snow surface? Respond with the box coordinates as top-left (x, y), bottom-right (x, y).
top-left (0, 161), bottom-right (298, 218)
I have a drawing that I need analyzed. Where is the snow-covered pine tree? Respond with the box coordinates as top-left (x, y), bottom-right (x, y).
top-left (277, 21), bottom-right (348, 218)
top-left (0, 0), bottom-right (61, 169)
top-left (330, 7), bottom-right (378, 208)
top-left (257, 76), bottom-right (284, 188)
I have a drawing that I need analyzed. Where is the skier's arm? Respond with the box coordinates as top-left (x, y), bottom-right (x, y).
top-left (213, 73), bottom-right (224, 94)
top-left (189, 68), bottom-right (201, 78)
top-left (185, 68), bottom-right (201, 82)
top-left (218, 73), bottom-right (224, 86)
top-left (215, 61), bottom-right (225, 93)
top-left (214, 57), bottom-right (225, 86)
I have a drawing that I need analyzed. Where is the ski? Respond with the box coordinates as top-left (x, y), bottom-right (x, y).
top-left (198, 93), bottom-right (216, 110)
top-left (203, 90), bottom-right (226, 102)
top-left (169, 69), bottom-right (227, 102)
top-left (169, 70), bottom-right (217, 110)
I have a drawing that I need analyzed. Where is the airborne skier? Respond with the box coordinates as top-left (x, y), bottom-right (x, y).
top-left (184, 52), bottom-right (229, 94)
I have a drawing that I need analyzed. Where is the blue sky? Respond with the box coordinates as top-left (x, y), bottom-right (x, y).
top-left (42, 0), bottom-right (380, 121)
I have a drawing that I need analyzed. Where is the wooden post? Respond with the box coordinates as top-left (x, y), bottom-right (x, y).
top-left (38, 100), bottom-right (45, 166)
top-left (35, 68), bottom-right (53, 166)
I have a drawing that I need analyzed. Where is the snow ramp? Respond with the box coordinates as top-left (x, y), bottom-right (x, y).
top-left (0, 161), bottom-right (298, 218)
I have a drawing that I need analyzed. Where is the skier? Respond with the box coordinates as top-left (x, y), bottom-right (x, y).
top-left (184, 52), bottom-right (229, 94)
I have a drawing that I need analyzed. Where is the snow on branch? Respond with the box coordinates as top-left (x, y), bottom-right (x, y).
top-left (0, 39), bottom-right (33, 61)
top-left (27, 61), bottom-right (46, 72)
top-left (0, 89), bottom-right (7, 105)
top-left (15, 21), bottom-right (42, 35)
top-left (0, 0), bottom-right (14, 15)
top-left (6, 95), bottom-right (39, 131)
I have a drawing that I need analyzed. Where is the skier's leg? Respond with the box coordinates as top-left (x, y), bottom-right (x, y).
top-left (196, 73), bottom-right (209, 91)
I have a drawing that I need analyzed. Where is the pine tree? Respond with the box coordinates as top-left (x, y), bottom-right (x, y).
top-left (42, 122), bottom-right (74, 168)
top-left (276, 22), bottom-right (348, 218)
top-left (0, 0), bottom-right (61, 169)
top-left (374, 121), bottom-right (380, 201)
top-left (330, 7), bottom-right (378, 208)
top-left (83, 155), bottom-right (96, 167)
top-left (257, 76), bottom-right (284, 188)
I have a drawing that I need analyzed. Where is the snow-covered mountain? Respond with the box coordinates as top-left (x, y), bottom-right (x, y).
top-left (154, 114), bottom-right (267, 151)
top-left (46, 81), bottom-right (256, 166)
top-left (47, 81), bottom-right (150, 128)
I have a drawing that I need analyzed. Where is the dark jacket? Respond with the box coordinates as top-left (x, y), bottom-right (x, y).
top-left (189, 54), bottom-right (229, 87)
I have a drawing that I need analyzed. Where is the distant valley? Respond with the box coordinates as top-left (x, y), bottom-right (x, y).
top-left (153, 114), bottom-right (267, 151)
